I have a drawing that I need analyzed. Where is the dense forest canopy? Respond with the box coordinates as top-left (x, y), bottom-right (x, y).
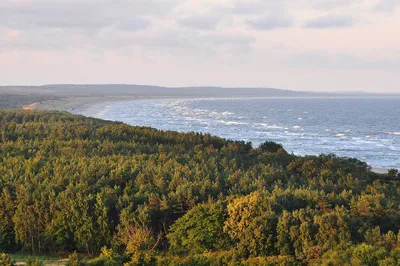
top-left (0, 110), bottom-right (399, 265)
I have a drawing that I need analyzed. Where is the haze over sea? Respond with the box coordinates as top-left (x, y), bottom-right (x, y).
top-left (79, 97), bottom-right (400, 169)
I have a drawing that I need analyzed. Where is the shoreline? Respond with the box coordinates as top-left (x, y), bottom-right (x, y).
top-left (370, 167), bottom-right (397, 174)
top-left (35, 95), bottom-right (193, 115)
top-left (36, 96), bottom-right (139, 113)
top-left (33, 96), bottom-right (399, 174)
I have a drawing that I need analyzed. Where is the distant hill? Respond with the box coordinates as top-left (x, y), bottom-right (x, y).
top-left (1, 84), bottom-right (398, 101)
top-left (41, 84), bottom-right (322, 97)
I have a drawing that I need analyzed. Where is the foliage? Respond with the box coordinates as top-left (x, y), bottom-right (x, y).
top-left (0, 253), bottom-right (15, 266)
top-left (167, 200), bottom-right (229, 253)
top-left (86, 247), bottom-right (126, 266)
top-left (224, 191), bottom-right (278, 256)
top-left (25, 258), bottom-right (44, 266)
top-left (316, 244), bottom-right (400, 266)
top-left (259, 141), bottom-right (287, 153)
top-left (66, 251), bottom-right (85, 266)
top-left (0, 110), bottom-right (399, 264)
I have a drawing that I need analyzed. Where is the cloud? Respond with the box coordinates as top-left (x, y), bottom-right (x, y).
top-left (304, 16), bottom-right (355, 28)
top-left (116, 18), bottom-right (150, 32)
top-left (246, 15), bottom-right (294, 30)
top-left (1, 0), bottom-right (400, 93)
top-left (219, 0), bottom-right (286, 15)
top-left (0, 0), bottom-right (174, 32)
top-left (375, 0), bottom-right (400, 12)
top-left (177, 14), bottom-right (221, 30)
top-left (286, 52), bottom-right (400, 69)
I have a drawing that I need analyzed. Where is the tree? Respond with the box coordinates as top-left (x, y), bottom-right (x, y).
top-left (259, 141), bottom-right (286, 153)
top-left (351, 244), bottom-right (387, 266)
top-left (224, 192), bottom-right (278, 256)
top-left (167, 201), bottom-right (229, 253)
top-left (314, 207), bottom-right (351, 252)
top-left (276, 210), bottom-right (294, 255)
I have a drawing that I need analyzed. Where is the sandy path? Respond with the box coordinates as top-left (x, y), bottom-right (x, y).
top-left (22, 102), bottom-right (40, 110)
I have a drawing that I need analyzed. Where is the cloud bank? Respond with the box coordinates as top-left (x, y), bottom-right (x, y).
top-left (0, 0), bottom-right (399, 92)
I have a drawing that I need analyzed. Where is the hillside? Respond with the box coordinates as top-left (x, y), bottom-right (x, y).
top-left (0, 110), bottom-right (399, 265)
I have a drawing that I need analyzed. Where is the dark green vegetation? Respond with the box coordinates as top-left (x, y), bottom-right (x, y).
top-left (0, 95), bottom-right (58, 109)
top-left (0, 110), bottom-right (399, 265)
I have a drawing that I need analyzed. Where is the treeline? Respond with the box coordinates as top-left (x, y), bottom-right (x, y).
top-left (0, 95), bottom-right (58, 109)
top-left (0, 110), bottom-right (399, 265)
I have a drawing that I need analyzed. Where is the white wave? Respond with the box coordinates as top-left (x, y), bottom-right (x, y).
top-left (386, 132), bottom-right (400, 135)
top-left (298, 117), bottom-right (303, 120)
top-left (293, 125), bottom-right (302, 129)
top-left (221, 111), bottom-right (234, 116)
top-left (268, 125), bottom-right (283, 129)
top-left (325, 129), bottom-right (331, 132)
top-left (217, 120), bottom-right (248, 125)
top-left (336, 133), bottom-right (346, 137)
top-left (254, 123), bottom-right (270, 127)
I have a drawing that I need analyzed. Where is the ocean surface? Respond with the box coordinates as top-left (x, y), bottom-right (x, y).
top-left (81, 97), bottom-right (400, 168)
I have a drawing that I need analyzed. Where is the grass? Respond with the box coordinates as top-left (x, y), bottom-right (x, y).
top-left (10, 254), bottom-right (67, 266)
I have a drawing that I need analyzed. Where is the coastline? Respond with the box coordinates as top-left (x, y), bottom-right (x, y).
top-left (35, 95), bottom-right (191, 115)
top-left (32, 96), bottom-right (398, 174)
top-left (370, 167), bottom-right (396, 174)
top-left (36, 96), bottom-right (139, 113)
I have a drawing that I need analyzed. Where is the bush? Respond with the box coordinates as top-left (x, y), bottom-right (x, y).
top-left (67, 252), bottom-right (85, 266)
top-left (25, 258), bottom-right (44, 266)
top-left (86, 247), bottom-right (128, 266)
top-left (0, 253), bottom-right (15, 266)
top-left (124, 251), bottom-right (157, 266)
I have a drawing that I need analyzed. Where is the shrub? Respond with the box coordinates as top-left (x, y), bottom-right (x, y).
top-left (0, 253), bottom-right (15, 266)
top-left (25, 258), bottom-right (44, 266)
top-left (67, 251), bottom-right (85, 266)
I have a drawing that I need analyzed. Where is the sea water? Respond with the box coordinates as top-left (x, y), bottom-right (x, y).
top-left (81, 97), bottom-right (400, 168)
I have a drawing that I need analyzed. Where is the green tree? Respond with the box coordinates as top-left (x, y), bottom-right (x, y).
top-left (167, 201), bottom-right (229, 253)
top-left (224, 192), bottom-right (278, 256)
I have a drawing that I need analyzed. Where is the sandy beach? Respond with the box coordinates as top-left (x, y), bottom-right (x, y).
top-left (36, 96), bottom-right (138, 113)
top-left (370, 167), bottom-right (398, 174)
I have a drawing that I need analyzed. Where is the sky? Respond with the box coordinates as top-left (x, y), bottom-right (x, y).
top-left (0, 0), bottom-right (399, 93)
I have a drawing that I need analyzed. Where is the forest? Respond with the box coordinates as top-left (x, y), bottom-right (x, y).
top-left (0, 110), bottom-right (399, 265)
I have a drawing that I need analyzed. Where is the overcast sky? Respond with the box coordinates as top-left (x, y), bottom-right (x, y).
top-left (1, 0), bottom-right (399, 92)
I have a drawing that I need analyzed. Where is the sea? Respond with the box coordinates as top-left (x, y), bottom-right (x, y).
top-left (80, 97), bottom-right (400, 169)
